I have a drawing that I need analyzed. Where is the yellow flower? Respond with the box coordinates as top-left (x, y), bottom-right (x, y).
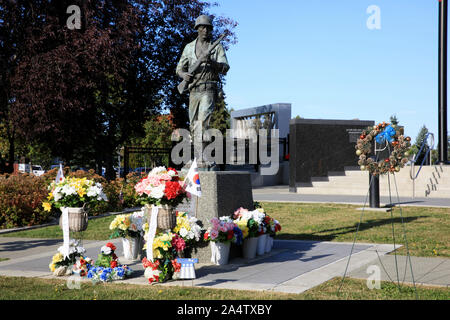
top-left (49, 263), bottom-right (55, 272)
top-left (52, 253), bottom-right (64, 263)
top-left (77, 187), bottom-right (86, 197)
top-left (236, 219), bottom-right (249, 238)
top-left (42, 202), bottom-right (52, 212)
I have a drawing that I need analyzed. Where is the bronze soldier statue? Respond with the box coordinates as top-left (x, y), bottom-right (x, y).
top-left (176, 14), bottom-right (230, 159)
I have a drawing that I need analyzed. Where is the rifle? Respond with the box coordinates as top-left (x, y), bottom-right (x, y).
top-left (177, 33), bottom-right (226, 94)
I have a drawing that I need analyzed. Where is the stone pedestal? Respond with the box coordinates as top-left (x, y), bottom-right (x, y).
top-left (187, 171), bottom-right (254, 263)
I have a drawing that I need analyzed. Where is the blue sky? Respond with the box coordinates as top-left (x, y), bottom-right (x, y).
top-left (210, 0), bottom-right (445, 144)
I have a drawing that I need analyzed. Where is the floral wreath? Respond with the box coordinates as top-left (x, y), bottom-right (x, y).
top-left (355, 121), bottom-right (412, 176)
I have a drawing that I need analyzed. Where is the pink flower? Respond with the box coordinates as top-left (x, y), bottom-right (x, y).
top-left (159, 173), bottom-right (172, 181)
top-left (210, 229), bottom-right (219, 240)
top-left (233, 207), bottom-right (248, 219)
top-left (211, 218), bottom-right (220, 228)
top-left (147, 176), bottom-right (161, 187)
top-left (171, 235), bottom-right (186, 252)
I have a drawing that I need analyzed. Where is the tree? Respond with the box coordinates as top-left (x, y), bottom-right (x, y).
top-left (2, 1), bottom-right (237, 179)
top-left (390, 114), bottom-right (399, 126)
top-left (411, 125), bottom-right (431, 165)
top-left (209, 92), bottom-right (231, 135)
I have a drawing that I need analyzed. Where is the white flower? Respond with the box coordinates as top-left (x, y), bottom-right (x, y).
top-left (150, 184), bottom-right (165, 199)
top-left (167, 169), bottom-right (177, 176)
top-left (61, 184), bottom-right (77, 196)
top-left (87, 185), bottom-right (101, 197)
top-left (179, 228), bottom-right (188, 238)
top-left (53, 187), bottom-right (63, 201)
top-left (150, 166), bottom-right (167, 175)
top-left (101, 245), bottom-right (112, 255)
top-left (186, 230), bottom-right (195, 240)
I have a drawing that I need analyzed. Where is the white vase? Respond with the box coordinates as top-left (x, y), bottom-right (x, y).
top-left (59, 206), bottom-right (89, 232)
top-left (144, 267), bottom-right (161, 280)
top-left (242, 237), bottom-right (258, 259)
top-left (210, 241), bottom-right (231, 265)
top-left (265, 236), bottom-right (273, 253)
top-left (256, 234), bottom-right (267, 255)
top-left (122, 237), bottom-right (141, 260)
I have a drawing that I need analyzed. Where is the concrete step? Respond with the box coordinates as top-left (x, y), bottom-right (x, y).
top-left (297, 165), bottom-right (450, 198)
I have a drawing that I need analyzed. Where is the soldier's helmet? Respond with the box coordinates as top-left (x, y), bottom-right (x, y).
top-left (194, 15), bottom-right (213, 29)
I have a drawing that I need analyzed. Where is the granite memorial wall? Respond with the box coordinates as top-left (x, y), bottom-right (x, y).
top-left (289, 118), bottom-right (375, 192)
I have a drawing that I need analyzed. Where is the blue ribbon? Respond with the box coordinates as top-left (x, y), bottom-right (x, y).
top-left (375, 125), bottom-right (396, 144)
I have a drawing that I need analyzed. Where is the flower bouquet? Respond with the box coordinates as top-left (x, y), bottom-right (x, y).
top-left (261, 213), bottom-right (281, 253)
top-left (72, 256), bottom-right (93, 277)
top-left (43, 177), bottom-right (108, 232)
top-left (232, 207), bottom-right (263, 239)
top-left (141, 230), bottom-right (186, 283)
top-left (43, 177), bottom-right (108, 211)
top-left (110, 211), bottom-right (145, 260)
top-left (87, 242), bottom-right (132, 283)
top-left (204, 217), bottom-right (243, 265)
top-left (87, 265), bottom-right (132, 283)
top-left (135, 167), bottom-right (187, 230)
top-left (233, 207), bottom-right (267, 259)
top-left (173, 211), bottom-right (204, 255)
top-left (204, 217), bottom-right (243, 245)
top-left (109, 211), bottom-right (144, 239)
top-left (49, 239), bottom-right (87, 276)
top-left (134, 167), bottom-right (186, 207)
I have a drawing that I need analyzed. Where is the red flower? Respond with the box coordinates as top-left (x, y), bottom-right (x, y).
top-left (106, 242), bottom-right (116, 252)
top-left (110, 260), bottom-right (118, 268)
top-left (171, 234), bottom-right (186, 252)
top-left (149, 275), bottom-right (160, 284)
top-left (112, 253), bottom-right (118, 260)
top-left (171, 259), bottom-right (181, 273)
top-left (204, 232), bottom-right (209, 241)
top-left (227, 230), bottom-right (234, 240)
top-left (152, 260), bottom-right (160, 271)
top-left (167, 168), bottom-right (178, 175)
top-left (164, 181), bottom-right (183, 200)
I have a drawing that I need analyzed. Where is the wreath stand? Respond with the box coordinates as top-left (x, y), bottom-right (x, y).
top-left (338, 139), bottom-right (418, 299)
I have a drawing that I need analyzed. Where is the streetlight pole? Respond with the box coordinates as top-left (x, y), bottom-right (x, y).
top-left (438, 0), bottom-right (449, 163)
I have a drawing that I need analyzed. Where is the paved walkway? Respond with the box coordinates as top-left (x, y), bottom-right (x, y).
top-left (0, 235), bottom-right (448, 294)
top-left (253, 185), bottom-right (450, 208)
top-left (0, 187), bottom-right (448, 295)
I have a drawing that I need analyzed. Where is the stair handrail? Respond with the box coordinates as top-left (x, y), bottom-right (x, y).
top-left (409, 132), bottom-right (434, 198)
top-left (410, 132), bottom-right (434, 180)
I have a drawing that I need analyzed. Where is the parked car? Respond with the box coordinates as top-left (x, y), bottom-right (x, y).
top-left (134, 167), bottom-right (152, 175)
top-left (18, 163), bottom-right (32, 173)
top-left (32, 165), bottom-right (45, 176)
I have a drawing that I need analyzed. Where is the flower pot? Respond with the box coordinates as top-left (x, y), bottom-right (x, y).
top-left (122, 236), bottom-right (141, 261)
top-left (256, 234), bottom-right (267, 256)
top-left (145, 204), bottom-right (176, 230)
top-left (265, 236), bottom-right (273, 253)
top-left (242, 237), bottom-right (258, 259)
top-left (59, 207), bottom-right (89, 232)
top-left (144, 267), bottom-right (161, 280)
top-left (210, 241), bottom-right (231, 265)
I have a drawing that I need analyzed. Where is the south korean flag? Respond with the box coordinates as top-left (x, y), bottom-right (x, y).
top-left (185, 158), bottom-right (202, 197)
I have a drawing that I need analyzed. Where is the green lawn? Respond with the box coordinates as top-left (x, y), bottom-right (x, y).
top-left (0, 202), bottom-right (449, 300)
top-left (3, 202), bottom-right (449, 258)
top-left (0, 276), bottom-right (448, 300)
